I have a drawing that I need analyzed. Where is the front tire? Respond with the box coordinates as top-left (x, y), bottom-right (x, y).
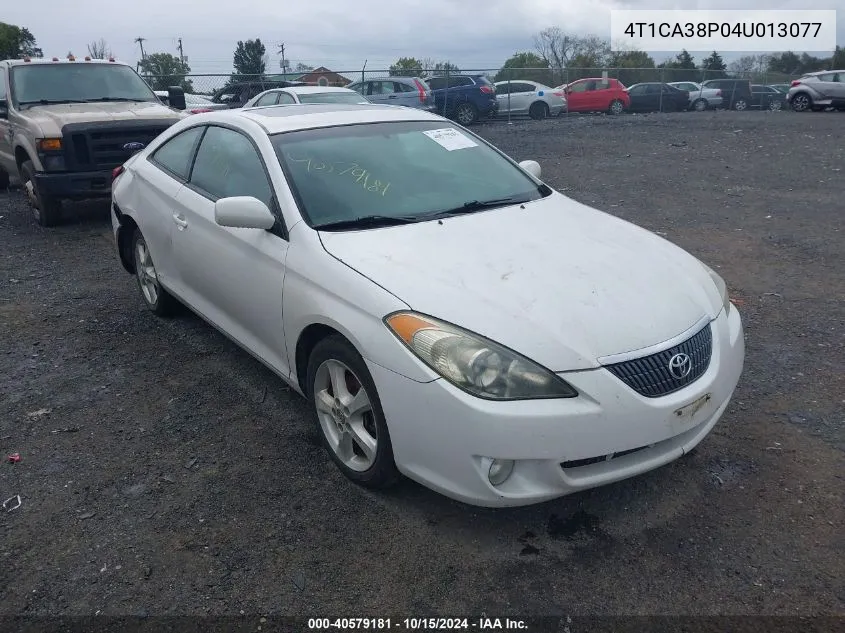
top-left (132, 229), bottom-right (177, 317)
top-left (307, 335), bottom-right (399, 489)
top-left (20, 160), bottom-right (62, 227)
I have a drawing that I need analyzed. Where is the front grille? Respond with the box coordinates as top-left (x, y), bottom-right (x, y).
top-left (604, 323), bottom-right (712, 398)
top-left (61, 120), bottom-right (175, 171)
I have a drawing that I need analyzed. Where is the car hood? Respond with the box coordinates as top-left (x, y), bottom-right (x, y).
top-left (319, 194), bottom-right (722, 371)
top-left (24, 101), bottom-right (186, 136)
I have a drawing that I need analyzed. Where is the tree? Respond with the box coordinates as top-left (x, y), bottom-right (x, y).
top-left (533, 28), bottom-right (610, 83)
top-left (139, 52), bottom-right (193, 91)
top-left (389, 56), bottom-right (424, 77)
top-left (494, 52), bottom-right (552, 84)
top-left (833, 46), bottom-right (845, 69)
top-left (728, 55), bottom-right (756, 75)
top-left (607, 49), bottom-right (656, 85)
top-left (430, 61), bottom-right (460, 76)
top-left (294, 62), bottom-right (313, 73)
top-left (658, 49), bottom-right (698, 82)
top-left (0, 22), bottom-right (43, 59)
top-left (232, 38), bottom-right (266, 78)
top-left (700, 51), bottom-right (727, 80)
top-left (87, 38), bottom-right (112, 59)
top-left (767, 51), bottom-right (802, 74)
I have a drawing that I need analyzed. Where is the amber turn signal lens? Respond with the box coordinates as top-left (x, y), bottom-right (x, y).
top-left (37, 138), bottom-right (62, 152)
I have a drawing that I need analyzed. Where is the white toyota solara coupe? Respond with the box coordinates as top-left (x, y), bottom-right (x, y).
top-left (111, 103), bottom-right (745, 507)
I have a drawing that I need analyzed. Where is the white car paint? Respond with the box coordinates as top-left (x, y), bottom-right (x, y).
top-left (111, 104), bottom-right (745, 507)
top-left (667, 82), bottom-right (723, 110)
top-left (242, 85), bottom-right (370, 108)
top-left (493, 80), bottom-right (567, 117)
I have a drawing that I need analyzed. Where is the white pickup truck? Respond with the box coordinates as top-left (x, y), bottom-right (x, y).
top-left (667, 82), bottom-right (723, 111)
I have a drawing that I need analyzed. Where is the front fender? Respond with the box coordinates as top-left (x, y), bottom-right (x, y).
top-left (282, 228), bottom-right (440, 389)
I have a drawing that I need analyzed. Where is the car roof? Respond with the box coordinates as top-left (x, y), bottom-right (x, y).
top-left (262, 86), bottom-right (359, 94)
top-left (803, 69), bottom-right (844, 76)
top-left (211, 103), bottom-right (441, 134)
top-left (1, 57), bottom-right (131, 67)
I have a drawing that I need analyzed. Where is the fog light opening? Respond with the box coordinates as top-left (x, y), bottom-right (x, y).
top-left (488, 459), bottom-right (515, 486)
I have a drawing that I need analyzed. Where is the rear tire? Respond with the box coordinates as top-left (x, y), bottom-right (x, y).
top-left (528, 101), bottom-right (549, 120)
top-left (20, 160), bottom-right (62, 227)
top-left (453, 103), bottom-right (478, 126)
top-left (790, 92), bottom-right (812, 112)
top-left (733, 98), bottom-right (748, 111)
top-left (609, 99), bottom-right (624, 115)
top-left (306, 335), bottom-right (399, 489)
top-left (132, 228), bottom-right (177, 317)
top-left (768, 100), bottom-right (782, 111)
top-left (692, 98), bottom-right (708, 112)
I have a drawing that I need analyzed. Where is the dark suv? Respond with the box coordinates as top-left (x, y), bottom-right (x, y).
top-left (425, 74), bottom-right (498, 125)
top-left (701, 79), bottom-right (753, 111)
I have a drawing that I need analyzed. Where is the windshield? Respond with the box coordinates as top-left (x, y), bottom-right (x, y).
top-left (10, 63), bottom-right (158, 106)
top-left (272, 121), bottom-right (548, 229)
top-left (297, 92), bottom-right (369, 104)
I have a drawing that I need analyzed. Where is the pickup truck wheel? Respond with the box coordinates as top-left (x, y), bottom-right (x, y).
top-left (21, 160), bottom-right (62, 227)
top-left (692, 98), bottom-right (708, 112)
top-left (453, 103), bottom-right (478, 125)
top-left (528, 102), bottom-right (549, 120)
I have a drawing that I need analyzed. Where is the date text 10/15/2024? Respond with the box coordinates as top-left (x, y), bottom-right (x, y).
top-left (308, 618), bottom-right (529, 630)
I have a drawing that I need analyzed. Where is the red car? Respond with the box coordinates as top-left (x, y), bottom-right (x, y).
top-left (559, 78), bottom-right (630, 114)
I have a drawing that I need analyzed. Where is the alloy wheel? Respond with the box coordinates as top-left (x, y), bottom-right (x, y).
top-left (313, 359), bottom-right (378, 472)
top-left (134, 238), bottom-right (160, 306)
top-left (791, 94), bottom-right (810, 111)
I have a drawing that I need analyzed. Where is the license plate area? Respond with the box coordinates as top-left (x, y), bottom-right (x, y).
top-left (671, 392), bottom-right (712, 431)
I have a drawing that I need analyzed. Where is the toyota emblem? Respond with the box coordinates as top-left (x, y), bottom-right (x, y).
top-left (668, 353), bottom-right (692, 379)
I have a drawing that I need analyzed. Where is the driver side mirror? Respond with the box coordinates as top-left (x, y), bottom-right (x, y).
top-left (519, 160), bottom-right (541, 179)
top-left (167, 86), bottom-right (187, 111)
top-left (214, 196), bottom-right (276, 230)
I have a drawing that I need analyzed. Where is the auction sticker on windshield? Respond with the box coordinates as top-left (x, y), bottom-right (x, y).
top-left (422, 128), bottom-right (478, 151)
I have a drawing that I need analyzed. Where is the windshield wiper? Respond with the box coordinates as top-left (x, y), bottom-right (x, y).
top-left (423, 197), bottom-right (523, 220)
top-left (18, 99), bottom-right (88, 106)
top-left (313, 215), bottom-right (419, 231)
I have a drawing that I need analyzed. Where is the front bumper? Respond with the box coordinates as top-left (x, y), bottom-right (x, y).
top-left (34, 169), bottom-right (113, 199)
top-left (370, 305), bottom-right (744, 507)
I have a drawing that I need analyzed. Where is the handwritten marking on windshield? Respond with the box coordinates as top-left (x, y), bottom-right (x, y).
top-left (287, 155), bottom-right (391, 196)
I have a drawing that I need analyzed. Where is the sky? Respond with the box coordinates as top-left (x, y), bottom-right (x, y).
top-left (4, 0), bottom-right (843, 77)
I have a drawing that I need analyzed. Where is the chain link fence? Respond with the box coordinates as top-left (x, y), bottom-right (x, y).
top-left (146, 67), bottom-right (803, 115)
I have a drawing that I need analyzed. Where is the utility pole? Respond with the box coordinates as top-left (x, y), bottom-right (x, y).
top-left (177, 38), bottom-right (185, 65)
top-left (134, 37), bottom-right (146, 73)
top-left (277, 43), bottom-right (286, 73)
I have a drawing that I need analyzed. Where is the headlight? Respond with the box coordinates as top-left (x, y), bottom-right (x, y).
top-left (701, 262), bottom-right (731, 314)
top-left (384, 312), bottom-right (578, 400)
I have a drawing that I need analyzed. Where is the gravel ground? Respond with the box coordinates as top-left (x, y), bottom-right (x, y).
top-left (0, 110), bottom-right (843, 620)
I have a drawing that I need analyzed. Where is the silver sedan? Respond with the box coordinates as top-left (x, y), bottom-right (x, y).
top-left (494, 80), bottom-right (567, 119)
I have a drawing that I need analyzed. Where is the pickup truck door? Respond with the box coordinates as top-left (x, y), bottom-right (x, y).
top-left (0, 72), bottom-right (14, 175)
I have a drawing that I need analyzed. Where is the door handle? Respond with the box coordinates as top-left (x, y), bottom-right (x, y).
top-left (388, 95), bottom-right (398, 99)
top-left (173, 213), bottom-right (188, 229)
